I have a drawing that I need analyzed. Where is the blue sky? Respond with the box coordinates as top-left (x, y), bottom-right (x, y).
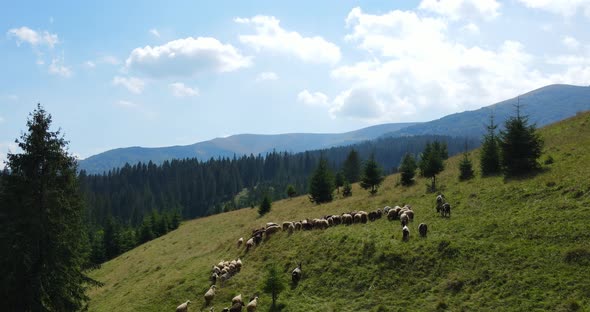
top-left (1, 0), bottom-right (589, 163)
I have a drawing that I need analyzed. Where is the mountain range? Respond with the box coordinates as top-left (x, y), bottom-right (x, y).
top-left (80, 84), bottom-right (590, 174)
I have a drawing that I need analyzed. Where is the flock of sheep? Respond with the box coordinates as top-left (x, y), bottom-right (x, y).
top-left (176, 194), bottom-right (452, 311)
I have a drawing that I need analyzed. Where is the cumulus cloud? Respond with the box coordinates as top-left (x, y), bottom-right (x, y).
top-left (297, 90), bottom-right (330, 107)
top-left (235, 15), bottom-right (341, 65)
top-left (330, 7), bottom-right (561, 122)
top-left (7, 26), bottom-right (58, 48)
top-left (49, 57), bottom-right (72, 77)
top-left (517, 0), bottom-right (590, 17)
top-left (256, 71), bottom-right (279, 81)
top-left (113, 76), bottom-right (145, 94)
top-left (169, 82), bottom-right (199, 97)
top-left (562, 36), bottom-right (580, 50)
top-left (125, 37), bottom-right (251, 78)
top-left (419, 0), bottom-right (501, 20)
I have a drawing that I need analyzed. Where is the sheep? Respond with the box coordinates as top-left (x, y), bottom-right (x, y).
top-left (436, 194), bottom-right (445, 213)
top-left (405, 210), bottom-right (415, 222)
top-left (236, 258), bottom-right (242, 272)
top-left (220, 272), bottom-right (230, 286)
top-left (294, 221), bottom-right (302, 231)
top-left (176, 300), bottom-right (191, 312)
top-left (314, 219), bottom-right (329, 230)
top-left (232, 294), bottom-right (243, 306)
top-left (442, 203), bottom-right (451, 218)
top-left (237, 237), bottom-right (243, 248)
top-left (292, 261), bottom-right (302, 284)
top-left (210, 272), bottom-right (218, 285)
top-left (265, 225), bottom-right (281, 238)
top-left (358, 211), bottom-right (368, 223)
top-left (245, 238), bottom-right (254, 252)
top-left (332, 214), bottom-right (342, 225)
top-left (246, 296), bottom-right (258, 312)
top-left (342, 214), bottom-right (353, 225)
top-left (387, 209), bottom-right (399, 221)
top-left (229, 301), bottom-right (244, 312)
top-left (419, 223), bottom-right (428, 238)
top-left (282, 222), bottom-right (293, 231)
top-left (287, 223), bottom-right (295, 234)
top-left (400, 213), bottom-right (409, 227)
top-left (353, 213), bottom-right (362, 224)
top-left (402, 225), bottom-right (410, 241)
top-left (266, 222), bottom-right (279, 228)
top-left (204, 285), bottom-right (216, 306)
top-left (383, 206), bottom-right (392, 213)
top-left (368, 211), bottom-right (378, 222)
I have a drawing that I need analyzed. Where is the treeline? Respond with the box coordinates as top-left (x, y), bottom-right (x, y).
top-left (80, 134), bottom-right (478, 263)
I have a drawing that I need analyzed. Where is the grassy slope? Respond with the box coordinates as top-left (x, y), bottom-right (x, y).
top-left (88, 112), bottom-right (590, 312)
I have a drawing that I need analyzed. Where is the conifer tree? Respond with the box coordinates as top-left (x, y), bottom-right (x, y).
top-left (262, 264), bottom-right (285, 310)
top-left (308, 157), bottom-right (334, 204)
top-left (480, 113), bottom-right (501, 176)
top-left (419, 141), bottom-right (445, 192)
top-left (342, 180), bottom-right (352, 197)
top-left (286, 184), bottom-right (297, 198)
top-left (499, 103), bottom-right (544, 177)
top-left (0, 104), bottom-right (99, 311)
top-left (458, 153), bottom-right (475, 181)
top-left (360, 153), bottom-right (384, 195)
top-left (258, 194), bottom-right (272, 216)
top-left (342, 148), bottom-right (361, 183)
top-left (399, 153), bottom-right (417, 186)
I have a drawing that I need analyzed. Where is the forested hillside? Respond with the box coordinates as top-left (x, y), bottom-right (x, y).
top-left (87, 112), bottom-right (590, 312)
top-left (81, 135), bottom-right (477, 264)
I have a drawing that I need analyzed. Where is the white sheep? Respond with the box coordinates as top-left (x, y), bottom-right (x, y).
top-left (245, 238), bottom-right (254, 252)
top-left (402, 225), bottom-right (410, 241)
top-left (400, 213), bottom-right (409, 227)
top-left (292, 261), bottom-right (302, 283)
top-left (204, 285), bottom-right (216, 306)
top-left (246, 296), bottom-right (258, 312)
top-left (237, 237), bottom-right (244, 248)
top-left (232, 293), bottom-right (243, 305)
top-left (176, 300), bottom-right (191, 312)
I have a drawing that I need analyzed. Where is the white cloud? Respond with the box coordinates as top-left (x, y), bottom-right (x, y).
top-left (169, 82), bottom-right (199, 97)
top-left (7, 26), bottom-right (58, 48)
top-left (149, 28), bottom-right (160, 38)
top-left (517, 0), bottom-right (590, 17)
top-left (562, 36), bottom-right (580, 50)
top-left (115, 100), bottom-right (157, 120)
top-left (100, 55), bottom-right (120, 65)
top-left (256, 71), bottom-right (279, 81)
top-left (297, 90), bottom-right (329, 107)
top-left (329, 7), bottom-right (560, 123)
top-left (0, 115), bottom-right (4, 123)
top-left (125, 37), bottom-right (251, 78)
top-left (236, 15), bottom-right (341, 65)
top-left (113, 76), bottom-right (145, 94)
top-left (85, 61), bottom-right (96, 68)
top-left (48, 57), bottom-right (72, 77)
top-left (462, 23), bottom-right (480, 34)
top-left (419, 0), bottom-right (501, 20)
top-left (330, 88), bottom-right (385, 120)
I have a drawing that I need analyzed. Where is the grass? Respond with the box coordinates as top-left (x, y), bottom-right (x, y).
top-left (88, 112), bottom-right (590, 312)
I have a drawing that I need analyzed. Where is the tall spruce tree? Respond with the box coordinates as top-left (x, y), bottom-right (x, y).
top-left (480, 113), bottom-right (501, 176)
top-left (360, 153), bottom-right (384, 195)
top-left (308, 157), bottom-right (334, 204)
top-left (342, 148), bottom-right (361, 183)
top-left (499, 104), bottom-right (544, 177)
top-left (399, 153), bottom-right (417, 186)
top-left (258, 194), bottom-right (272, 216)
top-left (458, 152), bottom-right (475, 181)
top-left (0, 104), bottom-right (99, 311)
top-left (419, 141), bottom-right (445, 192)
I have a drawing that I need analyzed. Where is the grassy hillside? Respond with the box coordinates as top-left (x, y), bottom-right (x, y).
top-left (88, 112), bottom-right (590, 312)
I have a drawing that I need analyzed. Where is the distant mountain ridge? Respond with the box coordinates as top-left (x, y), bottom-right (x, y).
top-left (383, 84), bottom-right (590, 139)
top-left (79, 122), bottom-right (417, 174)
top-left (79, 84), bottom-right (590, 174)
